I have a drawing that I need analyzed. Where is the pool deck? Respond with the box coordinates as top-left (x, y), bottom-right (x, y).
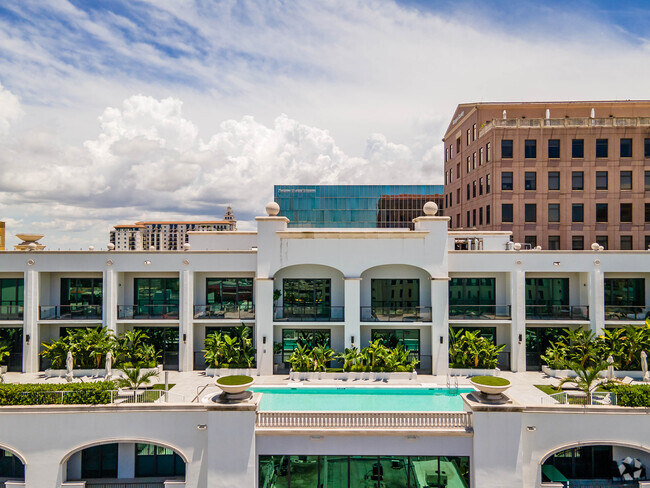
top-left (0, 370), bottom-right (562, 406)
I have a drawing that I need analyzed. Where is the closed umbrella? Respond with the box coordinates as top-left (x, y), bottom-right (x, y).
top-left (641, 351), bottom-right (648, 382)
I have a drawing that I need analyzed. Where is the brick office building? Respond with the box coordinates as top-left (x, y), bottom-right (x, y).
top-left (442, 101), bottom-right (650, 250)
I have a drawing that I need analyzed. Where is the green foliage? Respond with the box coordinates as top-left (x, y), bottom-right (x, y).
top-left (115, 366), bottom-right (158, 390)
top-left (289, 343), bottom-right (337, 372)
top-left (541, 325), bottom-right (650, 370)
top-left (273, 342), bottom-right (283, 355)
top-left (0, 341), bottom-right (12, 365)
top-left (203, 325), bottom-right (256, 369)
top-left (449, 329), bottom-right (505, 369)
top-left (558, 362), bottom-right (609, 400)
top-left (471, 375), bottom-right (510, 386)
top-left (115, 330), bottom-right (160, 368)
top-left (0, 382), bottom-right (115, 405)
top-left (216, 375), bottom-right (253, 386)
top-left (604, 384), bottom-right (650, 407)
top-left (273, 289), bottom-right (282, 303)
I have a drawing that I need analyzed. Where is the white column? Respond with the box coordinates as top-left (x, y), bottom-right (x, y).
top-left (344, 278), bottom-right (361, 349)
top-left (23, 269), bottom-right (39, 373)
top-left (118, 443), bottom-right (135, 479)
top-left (589, 267), bottom-right (605, 335)
top-left (431, 278), bottom-right (449, 376)
top-left (509, 269), bottom-right (526, 372)
top-left (255, 278), bottom-right (274, 376)
top-left (179, 269), bottom-right (194, 372)
top-left (103, 268), bottom-right (118, 334)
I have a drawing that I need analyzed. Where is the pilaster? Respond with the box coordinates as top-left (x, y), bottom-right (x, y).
top-left (589, 267), bottom-right (605, 335)
top-left (430, 277), bottom-right (449, 376)
top-left (179, 269), bottom-right (194, 372)
top-left (509, 269), bottom-right (526, 372)
top-left (23, 269), bottom-right (39, 373)
top-left (344, 278), bottom-right (361, 349)
top-left (255, 278), bottom-right (274, 375)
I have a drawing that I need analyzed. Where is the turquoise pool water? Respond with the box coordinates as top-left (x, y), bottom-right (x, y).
top-left (252, 387), bottom-right (473, 412)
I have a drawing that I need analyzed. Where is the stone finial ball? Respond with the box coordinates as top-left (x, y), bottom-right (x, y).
top-left (183, 243), bottom-right (191, 251)
top-left (423, 201), bottom-right (438, 216)
top-left (266, 201), bottom-right (280, 216)
top-left (591, 242), bottom-right (600, 251)
top-left (107, 243), bottom-right (115, 250)
top-left (513, 242), bottom-right (522, 251)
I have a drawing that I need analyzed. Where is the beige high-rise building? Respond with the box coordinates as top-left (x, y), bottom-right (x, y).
top-left (442, 101), bottom-right (650, 250)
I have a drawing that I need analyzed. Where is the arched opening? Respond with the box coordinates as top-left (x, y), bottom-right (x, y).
top-left (0, 446), bottom-right (25, 483)
top-left (65, 441), bottom-right (186, 485)
top-left (542, 443), bottom-right (650, 486)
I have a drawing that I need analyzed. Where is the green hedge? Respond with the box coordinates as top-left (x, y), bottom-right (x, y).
top-left (604, 384), bottom-right (650, 407)
top-left (0, 381), bottom-right (115, 405)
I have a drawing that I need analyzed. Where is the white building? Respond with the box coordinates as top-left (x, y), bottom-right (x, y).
top-left (0, 203), bottom-right (649, 487)
top-left (109, 207), bottom-right (237, 251)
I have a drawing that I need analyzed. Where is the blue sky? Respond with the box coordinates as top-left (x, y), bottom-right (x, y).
top-left (0, 0), bottom-right (649, 248)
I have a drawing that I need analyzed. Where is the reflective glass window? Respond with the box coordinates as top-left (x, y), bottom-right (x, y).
top-left (572, 139), bottom-right (584, 158)
top-left (81, 444), bottom-right (118, 479)
top-left (620, 138), bottom-right (632, 158)
top-left (596, 138), bottom-right (608, 158)
top-left (548, 139), bottom-right (560, 158)
top-left (596, 171), bottom-right (608, 190)
top-left (501, 139), bottom-right (513, 158)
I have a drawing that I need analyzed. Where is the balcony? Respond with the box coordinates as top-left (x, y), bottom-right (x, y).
top-left (273, 305), bottom-right (344, 322)
top-left (117, 304), bottom-right (179, 320)
top-left (360, 306), bottom-right (432, 322)
top-left (449, 305), bottom-right (511, 320)
top-left (605, 306), bottom-right (650, 321)
top-left (0, 305), bottom-right (23, 320)
top-left (525, 305), bottom-right (589, 320)
top-left (39, 305), bottom-right (102, 320)
top-left (193, 304), bottom-right (255, 320)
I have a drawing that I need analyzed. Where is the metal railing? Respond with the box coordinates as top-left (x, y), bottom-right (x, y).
top-left (360, 306), bottom-right (432, 322)
top-left (604, 306), bottom-right (650, 321)
top-left (11, 389), bottom-right (185, 405)
top-left (0, 305), bottom-right (23, 320)
top-left (541, 391), bottom-right (618, 406)
top-left (449, 305), bottom-right (511, 320)
top-left (117, 305), bottom-right (179, 320)
top-left (85, 482), bottom-right (167, 488)
top-left (193, 304), bottom-right (254, 320)
top-left (39, 305), bottom-right (102, 320)
top-left (273, 305), bottom-right (344, 322)
top-left (256, 411), bottom-right (472, 430)
top-left (525, 305), bottom-right (589, 320)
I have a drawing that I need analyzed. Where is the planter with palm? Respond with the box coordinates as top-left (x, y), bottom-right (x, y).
top-left (116, 366), bottom-right (159, 390)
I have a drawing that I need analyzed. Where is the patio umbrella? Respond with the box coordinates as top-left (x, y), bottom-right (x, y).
top-left (105, 351), bottom-right (113, 381)
top-left (607, 355), bottom-right (615, 380)
top-left (641, 351), bottom-right (649, 382)
top-left (65, 351), bottom-right (73, 383)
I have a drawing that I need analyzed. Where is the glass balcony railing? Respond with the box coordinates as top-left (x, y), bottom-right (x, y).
top-left (39, 305), bottom-right (102, 320)
top-left (193, 304), bottom-right (255, 320)
top-left (0, 305), bottom-right (23, 320)
top-left (117, 304), bottom-right (179, 320)
top-left (360, 306), bottom-right (432, 322)
top-left (604, 306), bottom-right (650, 321)
top-left (525, 305), bottom-right (589, 320)
top-left (449, 305), bottom-right (511, 320)
top-left (273, 305), bottom-right (344, 322)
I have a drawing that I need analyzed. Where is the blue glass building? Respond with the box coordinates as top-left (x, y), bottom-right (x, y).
top-left (274, 185), bottom-right (444, 229)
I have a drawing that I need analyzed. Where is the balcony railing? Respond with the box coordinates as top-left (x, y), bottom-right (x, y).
top-left (605, 306), bottom-right (650, 321)
top-left (0, 305), bottom-right (23, 320)
top-left (478, 116), bottom-right (650, 138)
top-left (117, 305), bottom-right (179, 320)
top-left (39, 305), bottom-right (102, 320)
top-left (360, 306), bottom-right (432, 322)
top-left (449, 305), bottom-right (511, 320)
top-left (193, 304), bottom-right (255, 320)
top-left (256, 411), bottom-right (472, 430)
top-left (273, 305), bottom-right (344, 322)
top-left (526, 305), bottom-right (589, 320)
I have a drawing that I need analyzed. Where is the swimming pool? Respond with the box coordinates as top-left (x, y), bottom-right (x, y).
top-left (252, 387), bottom-right (473, 412)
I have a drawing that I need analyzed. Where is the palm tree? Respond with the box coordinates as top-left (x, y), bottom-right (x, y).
top-left (116, 366), bottom-right (159, 390)
top-left (558, 361), bottom-right (608, 404)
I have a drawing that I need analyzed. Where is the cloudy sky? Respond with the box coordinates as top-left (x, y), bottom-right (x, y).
top-left (1, 0), bottom-right (649, 249)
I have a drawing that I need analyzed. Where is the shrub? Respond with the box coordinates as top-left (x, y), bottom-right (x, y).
top-left (603, 384), bottom-right (650, 407)
top-left (449, 329), bottom-right (505, 369)
top-left (204, 325), bottom-right (256, 369)
top-left (0, 382), bottom-right (115, 405)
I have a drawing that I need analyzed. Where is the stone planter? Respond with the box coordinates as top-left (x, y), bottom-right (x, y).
top-left (541, 365), bottom-right (645, 380)
top-left (206, 368), bottom-right (257, 377)
top-left (0, 365), bottom-right (7, 374)
top-left (450, 368), bottom-right (501, 377)
top-left (45, 367), bottom-right (160, 379)
top-left (470, 378), bottom-right (511, 396)
top-left (215, 375), bottom-right (255, 395)
top-left (288, 370), bottom-right (417, 381)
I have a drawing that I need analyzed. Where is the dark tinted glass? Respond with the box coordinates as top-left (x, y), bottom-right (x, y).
top-left (502, 204), bottom-right (513, 223)
top-left (501, 139), bottom-right (513, 158)
top-left (525, 172), bottom-right (536, 190)
top-left (596, 236), bottom-right (608, 250)
top-left (525, 204), bottom-right (536, 222)
top-left (548, 203), bottom-right (560, 222)
top-left (646, 203), bottom-right (650, 223)
top-left (646, 171), bottom-right (650, 191)
top-left (572, 236), bottom-right (584, 250)
top-left (501, 172), bottom-right (513, 190)
top-left (620, 203), bottom-right (632, 222)
top-left (524, 235), bottom-right (537, 247)
top-left (620, 236), bottom-right (633, 250)
top-left (620, 171), bottom-right (632, 190)
top-left (645, 138), bottom-right (650, 158)
top-left (596, 139), bottom-right (608, 158)
top-left (524, 139), bottom-right (536, 158)
top-left (548, 139), bottom-right (560, 158)
top-left (548, 172), bottom-right (560, 190)
top-left (572, 204), bottom-right (584, 222)
top-left (596, 203), bottom-right (608, 223)
top-left (572, 139), bottom-right (584, 158)
top-left (572, 171), bottom-right (584, 190)
top-left (620, 138), bottom-right (632, 157)
top-left (596, 171), bottom-right (608, 190)
top-left (548, 236), bottom-right (560, 250)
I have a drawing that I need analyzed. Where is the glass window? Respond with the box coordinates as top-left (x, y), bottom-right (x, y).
top-left (596, 236), bottom-right (608, 250)
top-left (479, 177), bottom-right (483, 195)
top-left (472, 152), bottom-right (476, 169)
top-left (548, 203), bottom-right (560, 222)
top-left (82, 444), bottom-right (118, 479)
top-left (548, 172), bottom-right (560, 191)
top-left (486, 142), bottom-right (491, 162)
top-left (525, 204), bottom-right (536, 222)
top-left (526, 278), bottom-right (569, 306)
top-left (548, 139), bottom-right (560, 159)
top-left (134, 278), bottom-right (179, 306)
top-left (473, 123), bottom-right (476, 140)
top-left (548, 236), bottom-right (560, 250)
top-left (596, 171), bottom-right (608, 190)
top-left (524, 235), bottom-right (537, 248)
top-left (572, 171), bottom-right (584, 190)
top-left (135, 443), bottom-right (185, 478)
top-left (206, 278), bottom-right (253, 310)
top-left (620, 171), bottom-right (632, 190)
top-left (486, 204), bottom-right (491, 224)
top-left (0, 448), bottom-right (24, 479)
top-left (371, 279), bottom-right (419, 308)
top-left (466, 129), bottom-right (471, 146)
top-left (525, 172), bottom-right (536, 190)
top-left (501, 172), bottom-right (513, 190)
top-left (596, 203), bottom-right (608, 223)
top-left (479, 147), bottom-right (484, 165)
top-left (605, 278), bottom-right (645, 305)
top-left (646, 236), bottom-right (650, 250)
top-left (0, 278), bottom-right (24, 306)
top-left (282, 329), bottom-right (331, 363)
top-left (371, 329), bottom-right (420, 362)
top-left (486, 173), bottom-right (491, 193)
top-left (501, 139), bottom-right (513, 158)
top-left (646, 138), bottom-right (650, 158)
top-left (646, 203), bottom-right (650, 223)
top-left (543, 446), bottom-right (612, 480)
top-left (572, 204), bottom-right (584, 222)
top-left (620, 203), bottom-right (633, 222)
top-left (645, 171), bottom-right (650, 191)
top-left (620, 138), bottom-right (632, 158)
top-left (502, 204), bottom-right (513, 223)
top-left (572, 236), bottom-right (584, 250)
top-left (572, 139), bottom-right (584, 158)
top-left (60, 278), bottom-right (103, 306)
top-left (596, 138), bottom-right (608, 158)
top-left (524, 139), bottom-right (537, 158)
top-left (466, 184), bottom-right (470, 201)
top-left (472, 208), bottom-right (477, 226)
top-left (283, 279), bottom-right (332, 317)
top-left (620, 236), bottom-right (633, 250)
top-left (472, 181), bottom-right (477, 198)
top-left (466, 156), bottom-right (470, 174)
